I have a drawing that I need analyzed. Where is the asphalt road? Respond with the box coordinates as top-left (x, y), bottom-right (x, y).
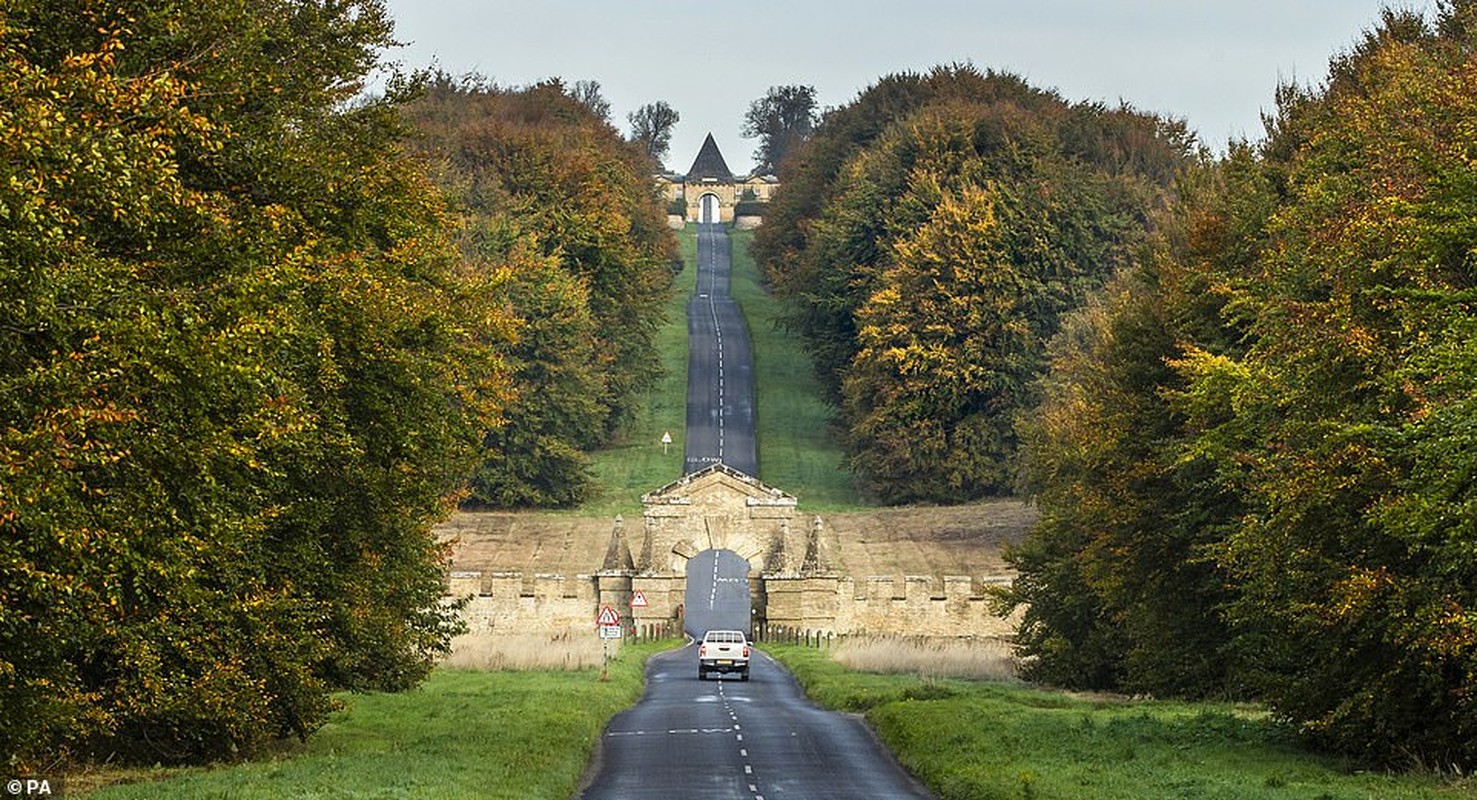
top-left (683, 223), bottom-right (758, 478)
top-left (577, 645), bottom-right (936, 800)
top-left (683, 549), bottom-right (751, 637)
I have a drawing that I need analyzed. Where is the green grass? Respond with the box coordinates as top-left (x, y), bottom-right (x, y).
top-left (766, 644), bottom-right (1475, 800)
top-left (728, 228), bottom-right (866, 510)
top-left (583, 224), bottom-right (865, 514)
top-left (580, 230), bottom-right (697, 515)
top-left (83, 641), bottom-right (676, 799)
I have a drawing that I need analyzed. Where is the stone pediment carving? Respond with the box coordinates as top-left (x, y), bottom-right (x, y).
top-left (641, 464), bottom-right (797, 509)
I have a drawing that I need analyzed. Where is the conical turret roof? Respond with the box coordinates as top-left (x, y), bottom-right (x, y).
top-left (686, 133), bottom-right (734, 181)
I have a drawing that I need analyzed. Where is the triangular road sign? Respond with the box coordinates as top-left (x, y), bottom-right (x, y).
top-left (631, 590), bottom-right (649, 608)
top-left (597, 605), bottom-right (620, 626)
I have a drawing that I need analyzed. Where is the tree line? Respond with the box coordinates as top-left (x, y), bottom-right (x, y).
top-left (755, 6), bottom-right (1477, 771)
top-left (401, 73), bottom-right (676, 508)
top-left (1002, 3), bottom-right (1477, 769)
top-left (0, 0), bottom-right (674, 768)
top-left (753, 64), bottom-right (1191, 504)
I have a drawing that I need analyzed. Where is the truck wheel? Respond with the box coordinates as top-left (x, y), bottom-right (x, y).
top-left (740, 669), bottom-right (750, 682)
top-left (697, 669), bottom-right (705, 680)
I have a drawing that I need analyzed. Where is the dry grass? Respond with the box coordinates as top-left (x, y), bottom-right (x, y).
top-left (828, 634), bottom-right (1018, 681)
top-left (439, 631), bottom-right (611, 671)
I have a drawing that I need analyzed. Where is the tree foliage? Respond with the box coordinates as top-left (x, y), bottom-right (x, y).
top-left (0, 1), bottom-right (515, 766)
top-left (628, 100), bottom-right (680, 164)
top-left (401, 74), bottom-right (675, 508)
top-left (741, 84), bottom-right (818, 174)
top-left (755, 65), bottom-right (1191, 502)
top-left (1008, 2), bottom-right (1477, 769)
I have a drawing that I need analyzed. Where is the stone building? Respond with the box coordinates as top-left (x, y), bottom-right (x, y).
top-left (656, 133), bottom-right (778, 225)
top-left (446, 464), bottom-right (1019, 640)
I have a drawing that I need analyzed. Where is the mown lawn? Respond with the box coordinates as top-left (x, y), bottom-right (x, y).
top-left (766, 644), bottom-right (1475, 800)
top-left (79, 641), bottom-right (676, 799)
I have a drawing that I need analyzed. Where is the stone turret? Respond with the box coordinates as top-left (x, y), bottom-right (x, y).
top-left (601, 515), bottom-right (634, 573)
top-left (801, 515), bottom-right (831, 575)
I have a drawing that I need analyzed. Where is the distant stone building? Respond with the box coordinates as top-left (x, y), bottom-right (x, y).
top-left (656, 133), bottom-right (778, 226)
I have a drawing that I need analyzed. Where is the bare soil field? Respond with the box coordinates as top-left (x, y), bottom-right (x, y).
top-left (439, 500), bottom-right (1036, 580)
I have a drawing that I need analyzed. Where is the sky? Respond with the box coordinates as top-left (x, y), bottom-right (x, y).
top-left (378, 0), bottom-right (1428, 174)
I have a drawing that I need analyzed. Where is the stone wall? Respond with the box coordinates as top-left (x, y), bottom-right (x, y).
top-left (447, 569), bottom-right (1015, 639)
top-left (444, 466), bottom-right (1021, 640)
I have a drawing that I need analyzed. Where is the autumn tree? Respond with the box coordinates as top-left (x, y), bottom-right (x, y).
top-left (1007, 2), bottom-right (1477, 768)
top-left (402, 75), bottom-right (675, 507)
top-left (0, 0), bottom-right (514, 766)
top-left (570, 78), bottom-right (611, 121)
top-left (756, 65), bottom-right (1190, 501)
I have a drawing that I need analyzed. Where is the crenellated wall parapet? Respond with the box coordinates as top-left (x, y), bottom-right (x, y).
top-left (447, 568), bottom-right (1015, 638)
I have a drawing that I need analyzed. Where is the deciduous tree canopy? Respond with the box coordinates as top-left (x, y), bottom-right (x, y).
top-left (629, 100), bottom-right (681, 165)
top-left (1, 0), bottom-right (515, 766)
top-left (401, 74), bottom-right (676, 508)
top-left (742, 84), bottom-right (818, 174)
top-left (755, 65), bottom-right (1191, 503)
top-left (1006, 1), bottom-right (1477, 769)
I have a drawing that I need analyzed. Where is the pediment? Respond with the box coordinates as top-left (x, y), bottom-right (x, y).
top-left (642, 463), bottom-right (796, 508)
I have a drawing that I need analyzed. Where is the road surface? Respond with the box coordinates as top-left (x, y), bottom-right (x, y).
top-left (684, 549), bottom-right (751, 637)
top-left (683, 223), bottom-right (758, 477)
top-left (578, 645), bottom-right (936, 800)
top-left (579, 224), bottom-right (932, 799)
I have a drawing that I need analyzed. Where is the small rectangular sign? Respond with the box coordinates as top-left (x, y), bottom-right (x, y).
top-left (598, 624), bottom-right (622, 639)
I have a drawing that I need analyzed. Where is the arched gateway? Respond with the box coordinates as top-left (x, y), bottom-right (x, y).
top-left (653, 133), bottom-right (779, 224)
top-left (593, 463), bottom-right (831, 636)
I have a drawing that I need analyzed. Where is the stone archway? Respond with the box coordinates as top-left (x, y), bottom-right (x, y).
top-left (684, 548), bottom-right (751, 636)
top-left (699, 192), bottom-right (720, 224)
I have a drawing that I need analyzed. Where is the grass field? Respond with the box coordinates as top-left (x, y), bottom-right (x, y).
top-left (766, 644), bottom-right (1474, 800)
top-left (727, 228), bottom-right (866, 510)
top-left (583, 224), bottom-right (865, 514)
top-left (78, 640), bottom-right (676, 799)
top-left (580, 230), bottom-right (697, 515)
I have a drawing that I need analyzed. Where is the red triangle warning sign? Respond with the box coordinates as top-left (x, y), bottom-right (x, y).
top-left (630, 590), bottom-right (649, 608)
top-left (597, 605), bottom-right (620, 626)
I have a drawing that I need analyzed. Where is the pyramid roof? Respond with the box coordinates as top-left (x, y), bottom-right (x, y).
top-left (685, 133), bottom-right (734, 181)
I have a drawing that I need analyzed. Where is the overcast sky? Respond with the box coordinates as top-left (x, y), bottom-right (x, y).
top-left (379, 1), bottom-right (1427, 174)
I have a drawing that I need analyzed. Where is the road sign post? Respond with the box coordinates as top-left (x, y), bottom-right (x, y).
top-left (661, 431), bottom-right (672, 455)
top-left (597, 605), bottom-right (622, 681)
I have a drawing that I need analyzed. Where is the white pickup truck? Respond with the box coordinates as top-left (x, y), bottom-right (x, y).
top-left (697, 629), bottom-right (750, 681)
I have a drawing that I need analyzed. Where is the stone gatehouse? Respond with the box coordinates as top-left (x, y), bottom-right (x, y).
top-left (655, 134), bottom-right (777, 226)
top-left (447, 464), bottom-right (1018, 639)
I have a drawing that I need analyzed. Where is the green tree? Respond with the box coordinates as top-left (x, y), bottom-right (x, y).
top-left (628, 100), bottom-right (680, 164)
top-left (741, 84), bottom-right (818, 174)
top-left (1009, 2), bottom-right (1477, 768)
top-left (756, 65), bottom-right (1189, 502)
top-left (0, 1), bottom-right (514, 766)
top-left (402, 74), bottom-right (676, 507)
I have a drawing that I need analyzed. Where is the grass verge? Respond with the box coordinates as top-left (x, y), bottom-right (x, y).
top-left (80, 640), bottom-right (676, 799)
top-left (766, 644), bottom-right (1474, 800)
top-left (580, 231), bottom-right (697, 515)
top-left (726, 228), bottom-right (865, 510)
